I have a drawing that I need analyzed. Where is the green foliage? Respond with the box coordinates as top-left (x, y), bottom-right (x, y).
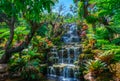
top-left (95, 27), bottom-right (109, 39)
top-left (8, 47), bottom-right (47, 81)
top-left (111, 38), bottom-right (120, 45)
top-left (111, 49), bottom-right (120, 62)
top-left (52, 36), bottom-right (62, 45)
top-left (102, 44), bottom-right (120, 50)
top-left (9, 57), bottom-right (43, 80)
top-left (0, 50), bottom-right (5, 58)
top-left (96, 50), bottom-right (114, 63)
top-left (32, 36), bottom-right (53, 51)
top-left (0, 26), bottom-right (29, 39)
top-left (27, 48), bottom-right (40, 59)
top-left (15, 26), bottom-right (29, 35)
top-left (0, 28), bottom-right (9, 33)
top-left (85, 60), bottom-right (107, 72)
top-left (37, 24), bottom-right (48, 37)
top-left (9, 57), bottom-right (26, 72)
top-left (0, 0), bottom-right (120, 80)
top-left (112, 13), bottom-right (120, 26)
top-left (0, 0), bottom-right (56, 60)
top-left (0, 0), bottom-right (55, 22)
top-left (93, 0), bottom-right (120, 25)
top-left (108, 26), bottom-right (120, 34)
top-left (98, 50), bottom-right (114, 57)
top-left (98, 10), bottom-right (109, 17)
top-left (95, 39), bottom-right (110, 48)
top-left (93, 0), bottom-right (120, 14)
top-left (0, 28), bottom-right (9, 38)
top-left (78, 1), bottom-right (84, 19)
top-left (0, 26), bottom-right (30, 48)
top-left (64, 18), bottom-right (76, 23)
top-left (86, 15), bottom-right (98, 24)
top-left (21, 59), bottom-right (42, 81)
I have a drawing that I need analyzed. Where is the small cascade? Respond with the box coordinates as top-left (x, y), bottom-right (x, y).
top-left (59, 47), bottom-right (65, 64)
top-left (48, 66), bottom-right (56, 77)
top-left (47, 23), bottom-right (81, 81)
top-left (66, 47), bottom-right (71, 64)
top-left (62, 24), bottom-right (80, 44)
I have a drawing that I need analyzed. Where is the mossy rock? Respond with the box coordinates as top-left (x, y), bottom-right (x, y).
top-left (79, 54), bottom-right (94, 60)
top-left (84, 71), bottom-right (113, 81)
top-left (95, 72), bottom-right (113, 81)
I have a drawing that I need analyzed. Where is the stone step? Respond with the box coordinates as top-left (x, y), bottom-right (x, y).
top-left (0, 72), bottom-right (9, 81)
top-left (0, 64), bottom-right (8, 81)
top-left (0, 64), bottom-right (8, 73)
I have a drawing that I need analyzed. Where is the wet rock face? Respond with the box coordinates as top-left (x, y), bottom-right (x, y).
top-left (47, 23), bottom-right (81, 81)
top-left (84, 72), bottom-right (96, 81)
top-left (61, 23), bottom-right (80, 44)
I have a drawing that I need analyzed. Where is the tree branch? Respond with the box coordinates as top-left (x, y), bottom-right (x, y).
top-left (0, 21), bottom-right (44, 63)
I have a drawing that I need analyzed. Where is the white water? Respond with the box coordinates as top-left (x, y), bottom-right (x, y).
top-left (47, 24), bottom-right (81, 81)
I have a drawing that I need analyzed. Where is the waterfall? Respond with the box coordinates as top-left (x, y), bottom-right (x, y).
top-left (47, 23), bottom-right (81, 81)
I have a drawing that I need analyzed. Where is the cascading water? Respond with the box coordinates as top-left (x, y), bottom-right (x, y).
top-left (47, 23), bottom-right (81, 81)
top-left (62, 24), bottom-right (80, 44)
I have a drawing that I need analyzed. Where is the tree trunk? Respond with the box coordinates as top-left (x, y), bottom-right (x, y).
top-left (83, 0), bottom-right (89, 18)
top-left (0, 16), bottom-right (15, 63)
top-left (5, 17), bottom-right (15, 51)
top-left (0, 22), bottom-right (44, 63)
top-left (0, 29), bottom-right (34, 63)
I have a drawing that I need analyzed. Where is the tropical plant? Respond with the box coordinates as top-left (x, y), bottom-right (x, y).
top-left (0, 50), bottom-right (5, 58)
top-left (52, 36), bottom-right (62, 45)
top-left (111, 37), bottom-right (120, 45)
top-left (8, 56), bottom-right (26, 72)
top-left (8, 47), bottom-right (47, 80)
top-left (95, 39), bottom-right (110, 48)
top-left (86, 15), bottom-right (98, 24)
top-left (95, 50), bottom-right (114, 64)
top-left (85, 60), bottom-right (107, 73)
top-left (37, 24), bottom-right (48, 37)
top-left (95, 27), bottom-right (109, 39)
top-left (21, 59), bottom-right (42, 81)
top-left (102, 44), bottom-right (120, 50)
top-left (111, 49), bottom-right (120, 62)
top-left (109, 63), bottom-right (120, 80)
top-left (0, 0), bottom-right (56, 63)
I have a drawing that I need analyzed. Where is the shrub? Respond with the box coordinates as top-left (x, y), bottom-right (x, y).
top-left (84, 60), bottom-right (107, 73)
